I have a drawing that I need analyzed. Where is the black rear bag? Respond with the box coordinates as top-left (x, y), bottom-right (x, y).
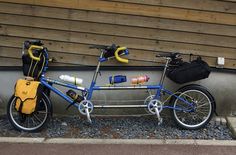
top-left (167, 57), bottom-right (211, 84)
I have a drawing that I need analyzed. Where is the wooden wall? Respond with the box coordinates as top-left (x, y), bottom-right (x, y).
top-left (0, 0), bottom-right (236, 69)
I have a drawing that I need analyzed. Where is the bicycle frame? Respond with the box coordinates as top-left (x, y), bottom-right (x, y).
top-left (39, 48), bottom-right (193, 112)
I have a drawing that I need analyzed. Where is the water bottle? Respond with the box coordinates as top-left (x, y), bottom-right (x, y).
top-left (131, 75), bottom-right (150, 85)
top-left (59, 75), bottom-right (83, 85)
top-left (109, 75), bottom-right (127, 84)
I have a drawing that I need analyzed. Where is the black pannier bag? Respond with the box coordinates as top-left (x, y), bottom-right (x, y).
top-left (167, 57), bottom-right (211, 84)
top-left (22, 41), bottom-right (46, 80)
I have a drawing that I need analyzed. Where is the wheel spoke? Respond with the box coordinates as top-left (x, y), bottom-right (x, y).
top-left (197, 103), bottom-right (209, 108)
top-left (33, 113), bottom-right (43, 123)
top-left (197, 96), bottom-right (206, 103)
top-left (196, 110), bottom-right (209, 116)
top-left (30, 117), bottom-right (37, 127)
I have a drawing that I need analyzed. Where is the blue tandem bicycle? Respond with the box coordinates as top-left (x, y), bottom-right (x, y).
top-left (7, 40), bottom-right (215, 132)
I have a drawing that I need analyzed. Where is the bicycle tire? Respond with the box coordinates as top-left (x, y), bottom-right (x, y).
top-left (7, 93), bottom-right (52, 132)
top-left (170, 85), bottom-right (214, 130)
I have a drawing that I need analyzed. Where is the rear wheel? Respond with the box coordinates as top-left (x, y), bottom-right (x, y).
top-left (171, 85), bottom-right (214, 130)
top-left (7, 93), bottom-right (52, 132)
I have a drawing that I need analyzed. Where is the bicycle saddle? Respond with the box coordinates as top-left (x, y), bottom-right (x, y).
top-left (90, 44), bottom-right (122, 58)
top-left (156, 52), bottom-right (180, 59)
top-left (89, 44), bottom-right (110, 50)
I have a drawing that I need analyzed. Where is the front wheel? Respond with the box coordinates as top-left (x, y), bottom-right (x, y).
top-left (7, 93), bottom-right (52, 132)
top-left (171, 85), bottom-right (214, 130)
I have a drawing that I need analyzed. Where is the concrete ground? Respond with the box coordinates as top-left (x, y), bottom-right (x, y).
top-left (227, 117), bottom-right (236, 139)
top-left (0, 138), bottom-right (236, 155)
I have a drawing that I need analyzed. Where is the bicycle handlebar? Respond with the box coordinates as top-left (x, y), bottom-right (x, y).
top-left (114, 47), bottom-right (129, 63)
top-left (28, 45), bottom-right (44, 61)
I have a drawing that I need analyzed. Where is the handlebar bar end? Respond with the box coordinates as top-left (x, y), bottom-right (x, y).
top-left (114, 47), bottom-right (129, 63)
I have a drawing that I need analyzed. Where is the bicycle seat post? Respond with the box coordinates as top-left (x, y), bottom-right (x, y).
top-left (159, 57), bottom-right (171, 86)
top-left (91, 50), bottom-right (104, 84)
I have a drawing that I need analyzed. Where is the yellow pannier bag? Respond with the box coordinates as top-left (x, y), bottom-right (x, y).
top-left (14, 79), bottom-right (43, 114)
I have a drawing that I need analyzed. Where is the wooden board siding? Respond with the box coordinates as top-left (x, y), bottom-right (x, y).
top-left (0, 0), bottom-right (235, 69)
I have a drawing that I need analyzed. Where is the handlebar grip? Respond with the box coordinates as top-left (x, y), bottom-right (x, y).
top-left (28, 45), bottom-right (44, 61)
top-left (114, 47), bottom-right (129, 63)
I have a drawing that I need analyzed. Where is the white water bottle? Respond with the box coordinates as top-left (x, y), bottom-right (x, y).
top-left (59, 75), bottom-right (83, 85)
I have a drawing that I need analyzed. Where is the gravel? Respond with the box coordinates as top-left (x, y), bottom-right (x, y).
top-left (0, 114), bottom-right (233, 140)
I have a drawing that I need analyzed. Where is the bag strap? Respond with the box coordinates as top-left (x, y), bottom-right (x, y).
top-left (37, 54), bottom-right (46, 79)
top-left (31, 53), bottom-right (42, 78)
top-left (27, 57), bottom-right (34, 77)
top-left (16, 97), bottom-right (24, 114)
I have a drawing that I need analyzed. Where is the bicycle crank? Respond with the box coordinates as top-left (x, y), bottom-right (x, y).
top-left (147, 99), bottom-right (163, 125)
top-left (78, 100), bottom-right (94, 123)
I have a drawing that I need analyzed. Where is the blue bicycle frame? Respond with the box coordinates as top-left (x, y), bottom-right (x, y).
top-left (39, 48), bottom-right (193, 112)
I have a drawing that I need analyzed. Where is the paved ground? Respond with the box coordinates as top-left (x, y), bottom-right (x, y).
top-left (0, 115), bottom-right (233, 139)
top-left (0, 142), bottom-right (235, 155)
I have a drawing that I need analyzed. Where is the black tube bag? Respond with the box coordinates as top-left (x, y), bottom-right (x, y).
top-left (167, 57), bottom-right (211, 84)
